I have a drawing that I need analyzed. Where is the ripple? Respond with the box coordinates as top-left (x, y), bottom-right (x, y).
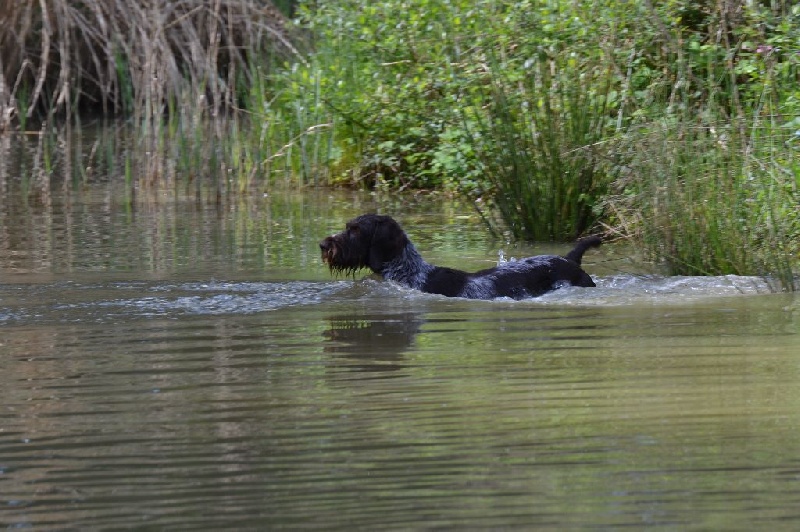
top-left (0, 274), bottom-right (788, 326)
top-left (1, 280), bottom-right (353, 325)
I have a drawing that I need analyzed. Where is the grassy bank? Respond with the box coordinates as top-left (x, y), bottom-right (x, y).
top-left (612, 116), bottom-right (798, 290)
top-left (279, 0), bottom-right (798, 288)
top-left (1, 1), bottom-right (798, 288)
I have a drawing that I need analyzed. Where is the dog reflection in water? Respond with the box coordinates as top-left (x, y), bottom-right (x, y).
top-left (323, 313), bottom-right (423, 373)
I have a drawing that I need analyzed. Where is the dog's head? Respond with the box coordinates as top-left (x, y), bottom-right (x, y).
top-left (320, 214), bottom-right (408, 275)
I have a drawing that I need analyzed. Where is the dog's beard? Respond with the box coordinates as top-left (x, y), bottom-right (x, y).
top-left (321, 241), bottom-right (365, 277)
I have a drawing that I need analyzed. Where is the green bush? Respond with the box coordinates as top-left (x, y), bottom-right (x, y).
top-left (268, 0), bottom-right (798, 288)
top-left (287, 0), bottom-right (499, 189)
top-left (612, 115), bottom-right (798, 289)
top-left (463, 51), bottom-right (613, 241)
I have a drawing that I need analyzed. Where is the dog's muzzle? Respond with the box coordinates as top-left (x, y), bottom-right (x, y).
top-left (319, 236), bottom-right (338, 265)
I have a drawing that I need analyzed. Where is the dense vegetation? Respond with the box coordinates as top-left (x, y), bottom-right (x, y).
top-left (1, 0), bottom-right (798, 289)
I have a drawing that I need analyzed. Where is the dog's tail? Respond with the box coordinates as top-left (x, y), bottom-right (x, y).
top-left (565, 236), bottom-right (602, 265)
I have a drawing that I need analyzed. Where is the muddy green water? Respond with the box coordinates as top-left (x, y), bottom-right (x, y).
top-left (1, 187), bottom-right (799, 529)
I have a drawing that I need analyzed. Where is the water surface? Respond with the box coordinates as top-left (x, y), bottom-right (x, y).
top-left (1, 188), bottom-right (799, 529)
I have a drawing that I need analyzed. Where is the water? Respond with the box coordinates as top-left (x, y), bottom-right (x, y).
top-left (1, 188), bottom-right (799, 529)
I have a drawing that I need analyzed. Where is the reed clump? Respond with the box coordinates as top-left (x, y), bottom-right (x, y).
top-left (0, 0), bottom-right (313, 190)
top-left (0, 0), bottom-right (302, 126)
top-left (463, 51), bottom-right (611, 242)
top-left (611, 116), bottom-right (798, 291)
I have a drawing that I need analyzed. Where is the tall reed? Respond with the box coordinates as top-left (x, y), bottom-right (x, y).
top-left (604, 2), bottom-right (800, 291)
top-left (1, 1), bottom-right (301, 120)
top-left (0, 0), bottom-right (306, 189)
top-left (611, 114), bottom-right (798, 290)
top-left (464, 52), bottom-right (612, 241)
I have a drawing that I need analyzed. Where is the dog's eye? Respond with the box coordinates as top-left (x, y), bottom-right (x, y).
top-left (348, 225), bottom-right (360, 234)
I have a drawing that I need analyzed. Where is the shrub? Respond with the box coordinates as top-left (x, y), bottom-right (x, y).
top-left (463, 51), bottom-right (613, 241)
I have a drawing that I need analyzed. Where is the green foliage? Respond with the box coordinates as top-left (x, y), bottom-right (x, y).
top-left (599, 1), bottom-right (800, 290)
top-left (3, 0), bottom-right (797, 284)
top-left (464, 51), bottom-right (613, 241)
top-left (287, 0), bottom-right (503, 189)
top-left (258, 0), bottom-right (798, 285)
top-left (611, 111), bottom-right (798, 290)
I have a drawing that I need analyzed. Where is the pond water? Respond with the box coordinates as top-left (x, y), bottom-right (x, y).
top-left (1, 183), bottom-right (799, 529)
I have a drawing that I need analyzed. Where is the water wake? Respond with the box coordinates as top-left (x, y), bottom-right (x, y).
top-left (0, 280), bottom-right (352, 324)
top-left (324, 274), bottom-right (781, 306)
top-left (0, 274), bottom-right (788, 326)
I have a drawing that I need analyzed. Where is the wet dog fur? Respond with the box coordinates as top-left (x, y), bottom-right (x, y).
top-left (320, 214), bottom-right (601, 300)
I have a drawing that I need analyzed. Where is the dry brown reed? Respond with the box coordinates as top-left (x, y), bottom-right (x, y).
top-left (0, 0), bottom-right (304, 129)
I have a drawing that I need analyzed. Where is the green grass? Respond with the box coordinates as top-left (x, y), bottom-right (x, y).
top-left (463, 52), bottom-right (612, 241)
top-left (612, 115), bottom-right (798, 291)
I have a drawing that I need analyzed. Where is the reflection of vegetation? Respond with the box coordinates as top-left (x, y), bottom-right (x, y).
top-left (0, 178), bottom-right (492, 276)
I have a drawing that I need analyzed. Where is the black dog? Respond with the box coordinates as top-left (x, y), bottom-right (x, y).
top-left (320, 214), bottom-right (601, 300)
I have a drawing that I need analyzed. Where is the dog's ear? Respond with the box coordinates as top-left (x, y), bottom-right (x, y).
top-left (367, 217), bottom-right (408, 272)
